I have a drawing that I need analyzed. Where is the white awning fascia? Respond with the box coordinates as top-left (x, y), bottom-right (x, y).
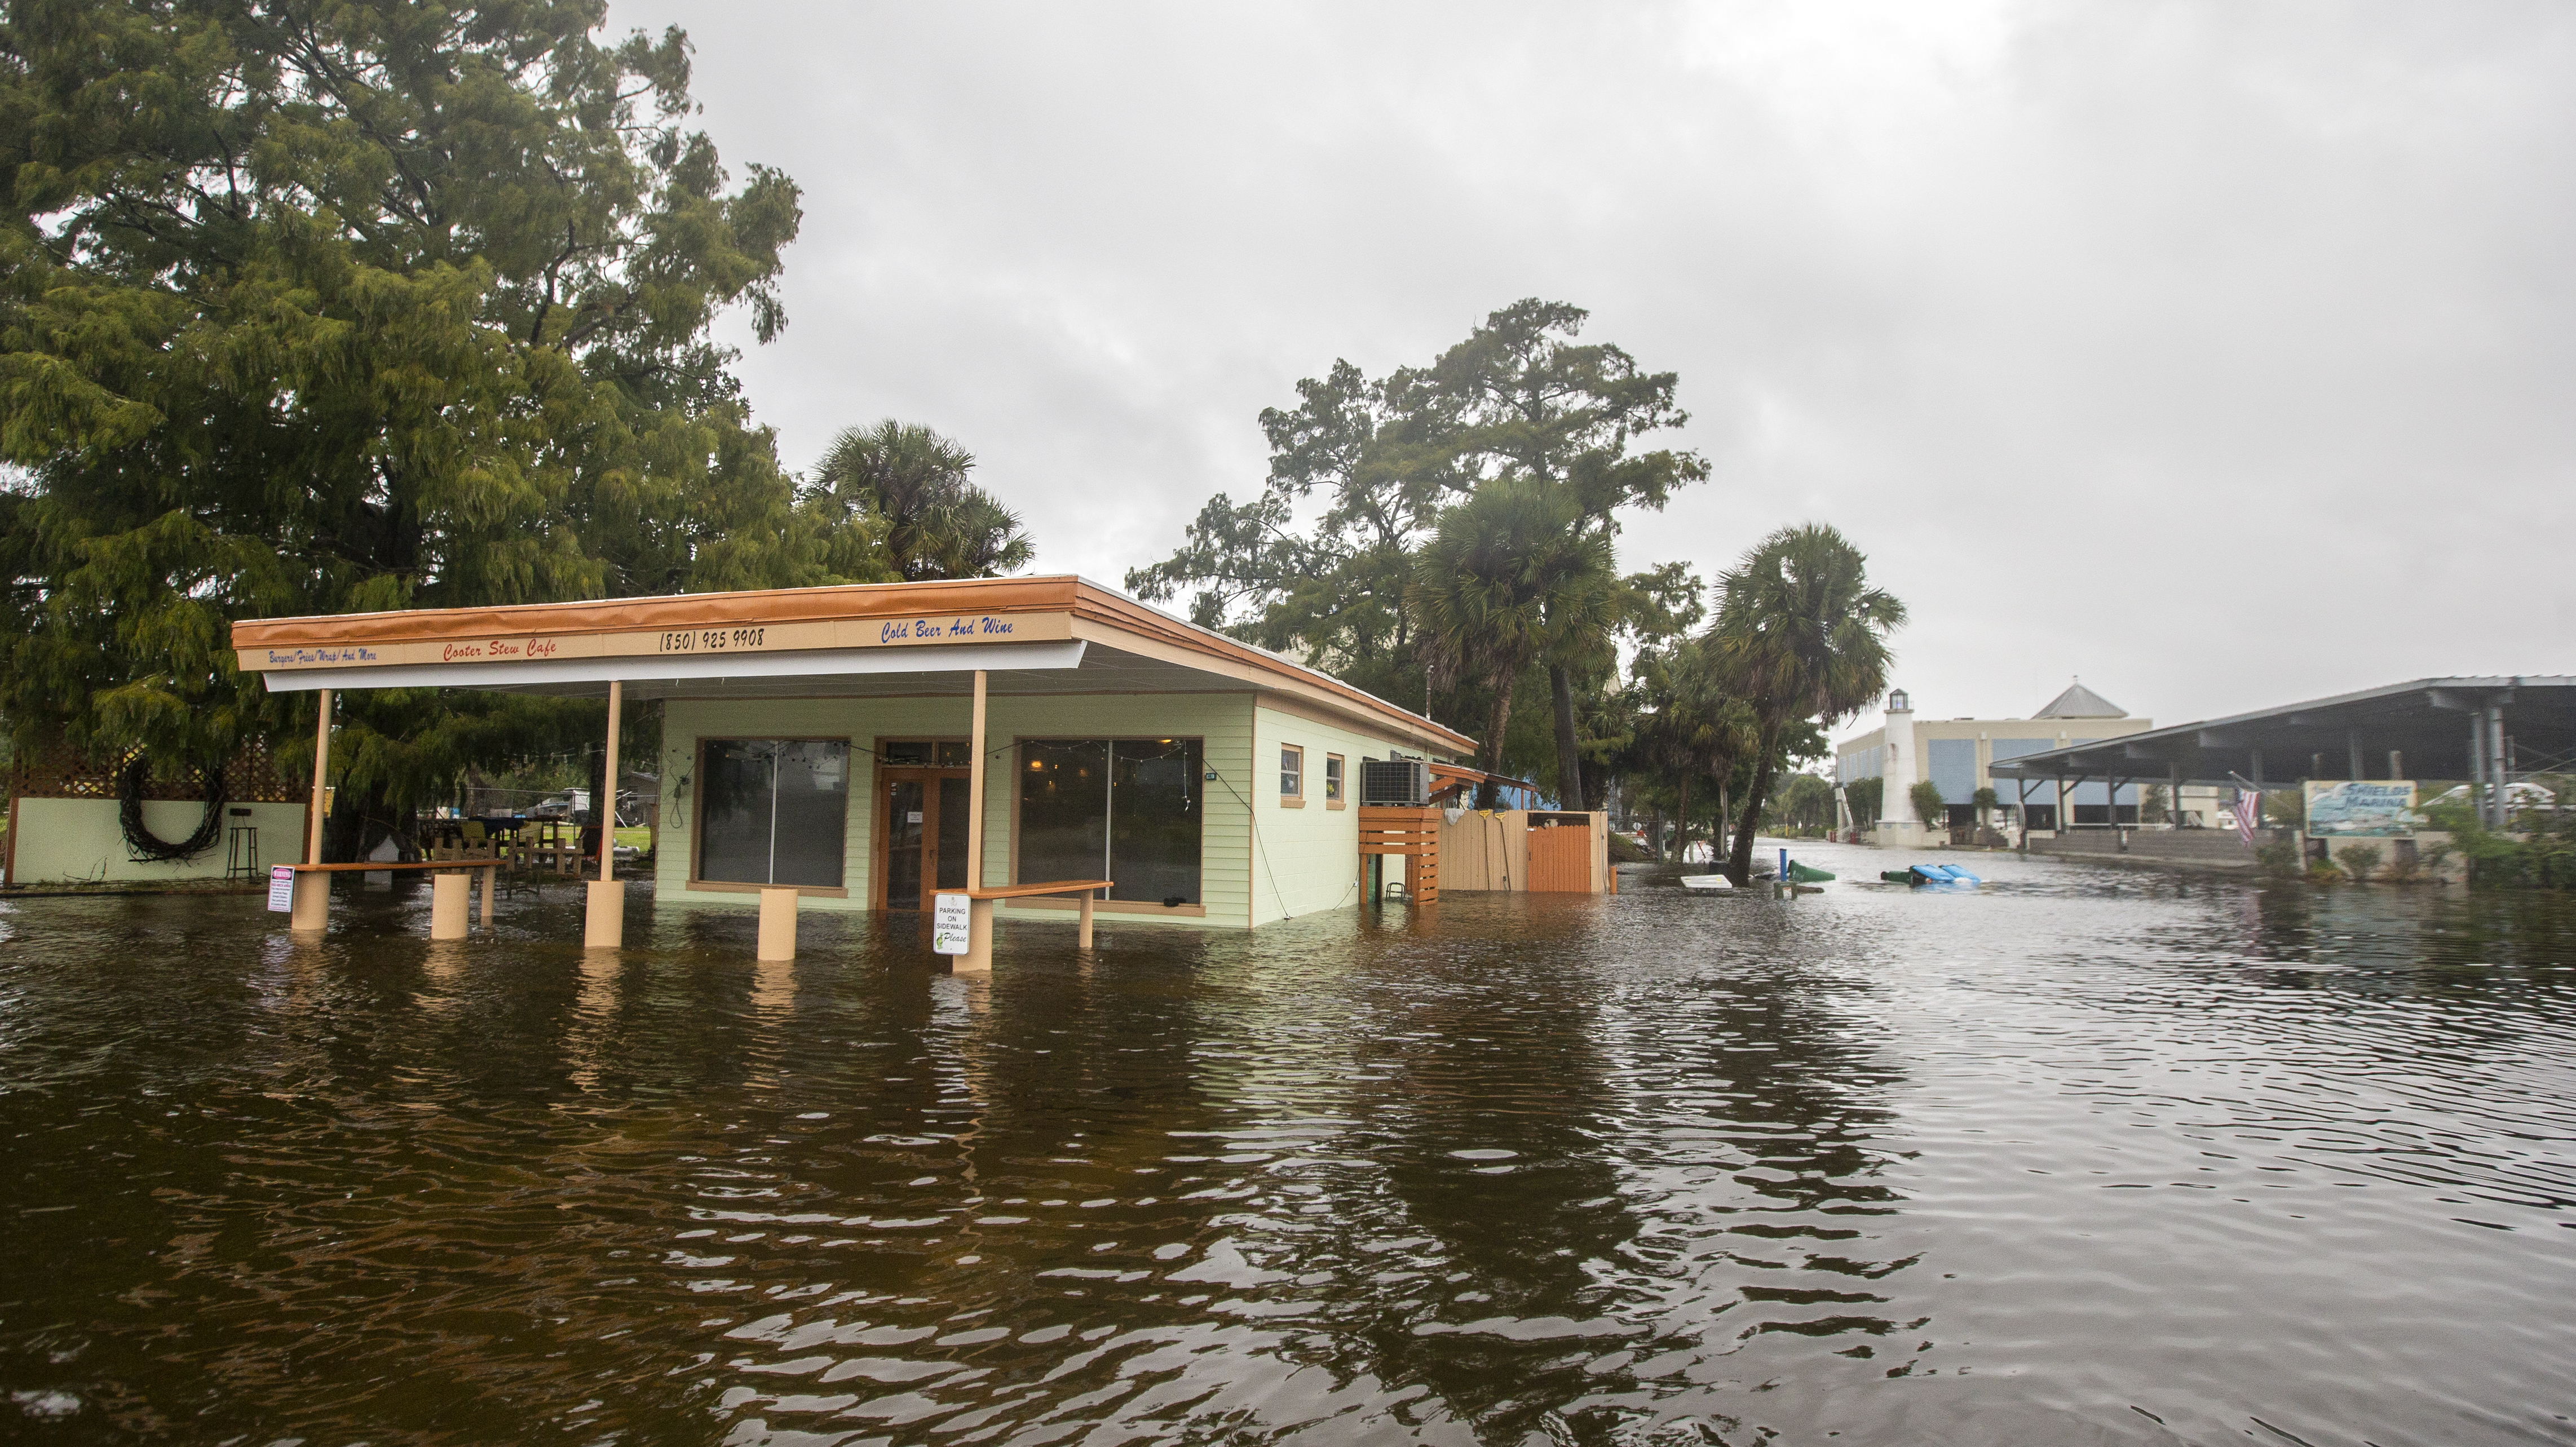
top-left (258, 640), bottom-right (1089, 693)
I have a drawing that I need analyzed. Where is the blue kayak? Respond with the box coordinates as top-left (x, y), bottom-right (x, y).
top-left (1880, 864), bottom-right (1982, 886)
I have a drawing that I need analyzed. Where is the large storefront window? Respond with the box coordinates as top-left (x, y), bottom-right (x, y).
top-left (1018, 737), bottom-right (1203, 904)
top-left (697, 739), bottom-right (849, 887)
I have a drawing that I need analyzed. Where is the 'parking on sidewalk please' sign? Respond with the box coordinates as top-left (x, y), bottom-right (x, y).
top-left (267, 866), bottom-right (295, 912)
top-left (932, 892), bottom-right (970, 954)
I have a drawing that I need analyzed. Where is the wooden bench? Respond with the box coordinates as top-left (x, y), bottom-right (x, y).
top-left (967, 879), bottom-right (1112, 953)
top-left (282, 860), bottom-right (500, 937)
top-left (751, 878), bottom-right (1114, 967)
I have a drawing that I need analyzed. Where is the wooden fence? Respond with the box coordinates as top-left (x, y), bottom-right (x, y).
top-left (9, 737), bottom-right (303, 803)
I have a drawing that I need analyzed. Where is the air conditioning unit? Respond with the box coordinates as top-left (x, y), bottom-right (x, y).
top-left (1361, 758), bottom-right (1429, 807)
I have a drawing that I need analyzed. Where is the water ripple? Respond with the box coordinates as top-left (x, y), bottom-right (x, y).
top-left (2, 848), bottom-right (2573, 1443)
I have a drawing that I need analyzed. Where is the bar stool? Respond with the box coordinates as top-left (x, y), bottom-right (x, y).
top-left (224, 807), bottom-right (259, 880)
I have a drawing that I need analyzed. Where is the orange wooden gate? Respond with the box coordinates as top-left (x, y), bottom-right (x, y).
top-left (1527, 822), bottom-right (1593, 892)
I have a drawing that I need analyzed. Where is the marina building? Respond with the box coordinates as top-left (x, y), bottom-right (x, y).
top-left (1835, 682), bottom-right (2225, 844)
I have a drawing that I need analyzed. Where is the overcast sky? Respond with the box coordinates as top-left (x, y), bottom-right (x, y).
top-left (606, 1), bottom-right (2574, 741)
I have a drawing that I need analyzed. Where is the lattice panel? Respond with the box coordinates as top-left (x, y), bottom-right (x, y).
top-left (8, 737), bottom-right (302, 803)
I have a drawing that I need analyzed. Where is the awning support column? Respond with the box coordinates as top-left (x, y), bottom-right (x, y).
top-left (2488, 704), bottom-right (2509, 829)
top-left (290, 688), bottom-right (334, 933)
top-left (584, 679), bottom-right (625, 948)
top-left (2468, 717), bottom-right (2487, 825)
top-left (962, 669), bottom-right (995, 971)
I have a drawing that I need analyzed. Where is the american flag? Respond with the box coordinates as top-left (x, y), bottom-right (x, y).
top-left (2231, 789), bottom-right (2261, 842)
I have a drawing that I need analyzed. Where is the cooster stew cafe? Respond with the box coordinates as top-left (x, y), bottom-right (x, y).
top-left (229, 576), bottom-right (1471, 938)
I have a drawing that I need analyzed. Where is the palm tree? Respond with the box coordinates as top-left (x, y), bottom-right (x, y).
top-left (806, 421), bottom-right (1036, 581)
top-left (1710, 525), bottom-right (1906, 884)
top-left (1631, 639), bottom-right (1756, 863)
top-left (1412, 479), bottom-right (1615, 806)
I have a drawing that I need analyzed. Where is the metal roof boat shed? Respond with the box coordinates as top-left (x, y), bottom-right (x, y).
top-left (1988, 676), bottom-right (2576, 829)
top-left (232, 577), bottom-right (1473, 954)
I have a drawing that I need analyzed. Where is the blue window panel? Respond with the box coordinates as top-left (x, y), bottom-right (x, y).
top-left (1927, 739), bottom-right (1978, 804)
top-left (1991, 740), bottom-right (2053, 801)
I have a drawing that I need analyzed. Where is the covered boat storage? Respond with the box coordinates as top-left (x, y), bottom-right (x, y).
top-left (1987, 676), bottom-right (2576, 829)
top-left (232, 577), bottom-right (1474, 963)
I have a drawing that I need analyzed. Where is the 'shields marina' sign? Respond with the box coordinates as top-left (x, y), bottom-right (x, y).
top-left (238, 611), bottom-right (1074, 674)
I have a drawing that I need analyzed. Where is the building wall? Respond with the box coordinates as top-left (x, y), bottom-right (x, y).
top-left (1839, 716), bottom-right (2160, 806)
top-left (7, 798), bottom-right (305, 883)
top-left (989, 692), bottom-right (1255, 929)
top-left (1835, 732), bottom-right (1886, 786)
top-left (1248, 698), bottom-right (1397, 924)
top-left (656, 697), bottom-right (891, 914)
top-left (655, 691), bottom-right (1419, 930)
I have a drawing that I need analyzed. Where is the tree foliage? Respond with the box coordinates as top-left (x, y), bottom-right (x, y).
top-left (1710, 525), bottom-right (1905, 882)
top-left (1129, 300), bottom-right (1704, 795)
top-left (806, 419), bottom-right (1032, 583)
top-left (1410, 476), bottom-right (1614, 800)
top-left (0, 1), bottom-right (834, 822)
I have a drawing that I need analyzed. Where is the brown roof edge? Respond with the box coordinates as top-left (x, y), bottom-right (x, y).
top-left (227, 576), bottom-right (1084, 648)
top-left (1066, 582), bottom-right (1473, 753)
top-left (227, 573), bottom-right (1477, 755)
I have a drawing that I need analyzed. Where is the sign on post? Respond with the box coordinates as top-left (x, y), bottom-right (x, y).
top-left (931, 892), bottom-right (971, 954)
top-left (267, 865), bottom-right (296, 912)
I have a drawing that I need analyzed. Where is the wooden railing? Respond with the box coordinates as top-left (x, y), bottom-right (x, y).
top-left (1358, 805), bottom-right (1441, 903)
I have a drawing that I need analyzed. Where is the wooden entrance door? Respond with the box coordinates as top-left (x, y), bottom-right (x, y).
top-left (876, 768), bottom-right (971, 910)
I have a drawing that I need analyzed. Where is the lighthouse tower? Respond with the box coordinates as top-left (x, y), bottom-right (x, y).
top-left (1879, 688), bottom-right (1917, 845)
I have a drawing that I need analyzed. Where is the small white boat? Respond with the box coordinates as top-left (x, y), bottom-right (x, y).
top-left (1680, 874), bottom-right (1733, 891)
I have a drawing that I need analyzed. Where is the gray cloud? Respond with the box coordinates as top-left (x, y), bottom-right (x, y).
top-left (608, 0), bottom-right (2576, 734)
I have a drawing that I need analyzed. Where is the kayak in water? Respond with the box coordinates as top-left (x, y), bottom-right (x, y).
top-left (1880, 864), bottom-right (1982, 886)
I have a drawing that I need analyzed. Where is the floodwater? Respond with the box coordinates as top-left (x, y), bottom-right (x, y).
top-left (2, 844), bottom-right (2573, 1446)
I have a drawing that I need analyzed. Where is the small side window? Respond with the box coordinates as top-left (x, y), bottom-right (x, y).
top-left (1324, 754), bottom-right (1345, 807)
top-left (1280, 744), bottom-right (1304, 804)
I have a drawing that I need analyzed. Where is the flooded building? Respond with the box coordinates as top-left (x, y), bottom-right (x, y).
top-left (228, 577), bottom-right (1473, 937)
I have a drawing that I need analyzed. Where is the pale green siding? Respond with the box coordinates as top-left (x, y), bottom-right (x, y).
top-left (655, 697), bottom-right (948, 913)
top-left (983, 692), bottom-right (1256, 929)
top-left (1248, 703), bottom-right (1400, 924)
top-left (657, 692), bottom-right (1257, 927)
top-left (7, 798), bottom-right (304, 884)
top-left (655, 691), bottom-right (1422, 930)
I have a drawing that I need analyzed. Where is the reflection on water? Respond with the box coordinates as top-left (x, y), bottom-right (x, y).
top-left (3, 844), bottom-right (2574, 1445)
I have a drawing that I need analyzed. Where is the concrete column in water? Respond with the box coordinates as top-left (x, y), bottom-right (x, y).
top-left (757, 886), bottom-right (797, 962)
top-left (290, 688), bottom-right (334, 933)
top-left (584, 680), bottom-right (625, 948)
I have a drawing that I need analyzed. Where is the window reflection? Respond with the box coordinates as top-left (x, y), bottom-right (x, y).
top-left (698, 739), bottom-right (849, 887)
top-left (1018, 738), bottom-right (1202, 904)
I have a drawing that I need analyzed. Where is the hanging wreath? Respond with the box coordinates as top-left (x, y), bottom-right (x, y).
top-left (118, 755), bottom-right (228, 863)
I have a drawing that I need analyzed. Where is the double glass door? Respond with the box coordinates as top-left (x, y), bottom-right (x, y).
top-left (881, 770), bottom-right (971, 910)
